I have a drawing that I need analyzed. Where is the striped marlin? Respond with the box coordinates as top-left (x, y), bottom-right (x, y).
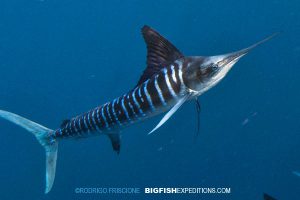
top-left (0, 25), bottom-right (277, 193)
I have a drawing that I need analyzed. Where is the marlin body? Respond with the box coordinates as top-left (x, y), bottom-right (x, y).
top-left (0, 26), bottom-right (276, 193)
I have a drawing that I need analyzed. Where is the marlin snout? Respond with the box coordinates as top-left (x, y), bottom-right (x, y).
top-left (220, 32), bottom-right (279, 67)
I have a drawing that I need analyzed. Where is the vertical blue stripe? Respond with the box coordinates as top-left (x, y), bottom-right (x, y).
top-left (112, 98), bottom-right (122, 126)
top-left (76, 117), bottom-right (82, 135)
top-left (164, 68), bottom-right (177, 98)
top-left (80, 115), bottom-right (88, 133)
top-left (171, 65), bottom-right (177, 83)
top-left (87, 112), bottom-right (94, 131)
top-left (132, 88), bottom-right (145, 116)
top-left (73, 119), bottom-right (79, 135)
top-left (154, 75), bottom-right (167, 106)
top-left (78, 117), bottom-right (82, 132)
top-left (178, 64), bottom-right (186, 89)
top-left (127, 94), bottom-right (138, 119)
top-left (96, 108), bottom-right (102, 130)
top-left (138, 87), bottom-right (144, 103)
top-left (68, 121), bottom-right (73, 134)
top-left (106, 103), bottom-right (114, 125)
top-left (65, 123), bottom-right (69, 136)
top-left (144, 80), bottom-right (155, 111)
top-left (83, 115), bottom-right (89, 132)
top-left (101, 105), bottom-right (110, 130)
top-left (67, 123), bottom-right (72, 136)
top-left (121, 95), bottom-right (131, 122)
top-left (92, 110), bottom-right (101, 133)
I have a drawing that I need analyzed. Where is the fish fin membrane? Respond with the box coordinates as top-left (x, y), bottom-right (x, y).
top-left (107, 133), bottom-right (121, 154)
top-left (136, 25), bottom-right (184, 87)
top-left (0, 110), bottom-right (57, 194)
top-left (148, 95), bottom-right (189, 135)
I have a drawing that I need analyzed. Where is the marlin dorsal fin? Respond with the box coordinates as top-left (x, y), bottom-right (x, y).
top-left (136, 25), bottom-right (184, 86)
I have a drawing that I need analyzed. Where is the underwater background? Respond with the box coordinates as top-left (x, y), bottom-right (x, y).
top-left (0, 0), bottom-right (299, 199)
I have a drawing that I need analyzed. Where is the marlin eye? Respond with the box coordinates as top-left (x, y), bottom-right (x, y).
top-left (211, 65), bottom-right (218, 71)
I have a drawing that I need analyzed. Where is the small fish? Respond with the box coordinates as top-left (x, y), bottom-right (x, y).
top-left (242, 118), bottom-right (249, 126)
top-left (157, 147), bottom-right (163, 151)
top-left (241, 112), bottom-right (258, 126)
top-left (292, 171), bottom-right (300, 177)
top-left (0, 25), bottom-right (277, 193)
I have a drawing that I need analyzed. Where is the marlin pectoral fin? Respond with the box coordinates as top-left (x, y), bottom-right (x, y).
top-left (148, 95), bottom-right (190, 135)
top-left (107, 133), bottom-right (121, 154)
top-left (194, 98), bottom-right (201, 140)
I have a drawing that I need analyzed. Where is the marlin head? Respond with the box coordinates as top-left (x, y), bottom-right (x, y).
top-left (182, 33), bottom-right (278, 95)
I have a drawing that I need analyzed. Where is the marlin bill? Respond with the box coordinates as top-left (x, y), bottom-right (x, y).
top-left (0, 25), bottom-right (277, 193)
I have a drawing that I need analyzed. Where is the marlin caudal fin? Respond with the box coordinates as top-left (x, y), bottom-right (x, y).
top-left (0, 110), bottom-right (57, 194)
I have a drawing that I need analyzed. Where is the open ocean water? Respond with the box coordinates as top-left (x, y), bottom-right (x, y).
top-left (0, 0), bottom-right (299, 199)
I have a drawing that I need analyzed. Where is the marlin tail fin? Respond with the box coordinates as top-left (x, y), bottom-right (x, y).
top-left (0, 110), bottom-right (57, 194)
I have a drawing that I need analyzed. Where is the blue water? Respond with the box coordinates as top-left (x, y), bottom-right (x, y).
top-left (0, 0), bottom-right (299, 199)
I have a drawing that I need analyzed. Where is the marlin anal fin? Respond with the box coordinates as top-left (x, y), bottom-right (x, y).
top-left (136, 25), bottom-right (184, 86)
top-left (148, 95), bottom-right (189, 135)
top-left (107, 133), bottom-right (121, 154)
